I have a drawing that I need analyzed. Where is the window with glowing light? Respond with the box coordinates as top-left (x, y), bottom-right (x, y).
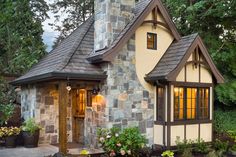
top-left (174, 87), bottom-right (210, 121)
top-left (147, 33), bottom-right (157, 50)
top-left (78, 89), bottom-right (86, 116)
top-left (174, 87), bottom-right (184, 120)
top-left (199, 88), bottom-right (209, 119)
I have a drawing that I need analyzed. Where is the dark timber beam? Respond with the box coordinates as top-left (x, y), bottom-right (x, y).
top-left (59, 81), bottom-right (68, 155)
top-left (142, 20), bottom-right (170, 30)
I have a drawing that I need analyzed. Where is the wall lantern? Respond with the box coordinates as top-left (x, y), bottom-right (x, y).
top-left (92, 87), bottom-right (100, 95)
top-left (66, 78), bottom-right (71, 91)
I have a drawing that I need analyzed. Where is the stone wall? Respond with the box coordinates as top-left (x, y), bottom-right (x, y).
top-left (94, 0), bottom-right (135, 50)
top-left (85, 36), bottom-right (155, 147)
top-left (21, 83), bottom-right (73, 144)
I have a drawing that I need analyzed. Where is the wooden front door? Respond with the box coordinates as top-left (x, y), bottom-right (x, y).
top-left (72, 89), bottom-right (86, 144)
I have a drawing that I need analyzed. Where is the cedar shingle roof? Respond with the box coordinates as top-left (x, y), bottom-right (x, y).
top-left (12, 16), bottom-right (106, 85)
top-left (146, 33), bottom-right (198, 79)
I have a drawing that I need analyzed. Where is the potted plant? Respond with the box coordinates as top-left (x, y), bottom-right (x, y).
top-left (230, 144), bottom-right (236, 156)
top-left (21, 118), bottom-right (41, 148)
top-left (4, 126), bottom-right (21, 148)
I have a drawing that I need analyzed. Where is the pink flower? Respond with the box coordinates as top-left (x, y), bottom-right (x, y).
top-left (120, 149), bottom-right (126, 156)
top-left (116, 143), bottom-right (121, 147)
top-left (110, 150), bottom-right (116, 157)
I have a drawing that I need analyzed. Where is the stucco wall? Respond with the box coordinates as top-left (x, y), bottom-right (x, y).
top-left (135, 12), bottom-right (174, 92)
top-left (176, 54), bottom-right (213, 83)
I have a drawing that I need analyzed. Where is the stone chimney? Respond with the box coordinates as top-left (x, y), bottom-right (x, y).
top-left (94, 0), bottom-right (135, 51)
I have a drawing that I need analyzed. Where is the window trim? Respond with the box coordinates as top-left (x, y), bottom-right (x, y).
top-left (174, 86), bottom-right (210, 121)
top-left (147, 32), bottom-right (157, 50)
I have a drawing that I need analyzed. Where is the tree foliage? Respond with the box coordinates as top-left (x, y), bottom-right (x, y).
top-left (50, 0), bottom-right (93, 45)
top-left (162, 0), bottom-right (236, 106)
top-left (0, 0), bottom-right (49, 74)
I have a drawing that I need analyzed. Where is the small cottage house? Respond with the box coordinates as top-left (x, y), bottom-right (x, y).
top-left (12, 0), bottom-right (224, 149)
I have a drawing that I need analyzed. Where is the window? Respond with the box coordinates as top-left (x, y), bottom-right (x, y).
top-left (157, 87), bottom-right (165, 121)
top-left (186, 88), bottom-right (197, 119)
top-left (174, 87), bottom-right (184, 120)
top-left (79, 89), bottom-right (86, 116)
top-left (147, 33), bottom-right (157, 50)
top-left (199, 88), bottom-right (209, 119)
top-left (174, 87), bottom-right (210, 121)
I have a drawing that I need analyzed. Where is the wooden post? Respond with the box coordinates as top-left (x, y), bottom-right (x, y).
top-left (58, 81), bottom-right (68, 155)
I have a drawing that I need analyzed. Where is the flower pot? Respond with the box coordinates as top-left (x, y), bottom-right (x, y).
top-left (22, 129), bottom-right (39, 148)
top-left (5, 135), bottom-right (17, 148)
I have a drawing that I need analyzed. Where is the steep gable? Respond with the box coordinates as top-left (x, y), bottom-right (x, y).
top-left (87, 0), bottom-right (181, 63)
top-left (146, 34), bottom-right (224, 83)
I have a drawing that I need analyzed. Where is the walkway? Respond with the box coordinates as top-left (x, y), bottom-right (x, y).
top-left (0, 144), bottom-right (104, 157)
top-left (0, 144), bottom-right (58, 157)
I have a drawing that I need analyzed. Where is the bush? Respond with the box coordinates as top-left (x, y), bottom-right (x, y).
top-left (182, 148), bottom-right (193, 157)
top-left (214, 139), bottom-right (228, 152)
top-left (214, 109), bottom-right (236, 134)
top-left (175, 136), bottom-right (193, 153)
top-left (0, 103), bottom-right (14, 126)
top-left (97, 127), bottom-right (146, 156)
top-left (193, 138), bottom-right (210, 154)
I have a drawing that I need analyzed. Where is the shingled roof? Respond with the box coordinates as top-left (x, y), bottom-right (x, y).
top-left (145, 33), bottom-right (224, 83)
top-left (11, 16), bottom-right (106, 85)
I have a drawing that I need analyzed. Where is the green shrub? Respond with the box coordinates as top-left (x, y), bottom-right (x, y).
top-left (0, 103), bottom-right (14, 125)
top-left (230, 144), bottom-right (236, 151)
top-left (22, 118), bottom-right (41, 134)
top-left (206, 151), bottom-right (220, 157)
top-left (182, 148), bottom-right (193, 157)
top-left (193, 138), bottom-right (210, 154)
top-left (175, 136), bottom-right (193, 153)
top-left (161, 150), bottom-right (174, 157)
top-left (97, 127), bottom-right (146, 156)
top-left (214, 139), bottom-right (228, 152)
top-left (214, 109), bottom-right (236, 134)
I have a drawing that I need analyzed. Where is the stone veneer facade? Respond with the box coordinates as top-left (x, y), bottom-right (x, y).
top-left (85, 36), bottom-right (155, 147)
top-left (94, 0), bottom-right (135, 50)
top-left (21, 84), bottom-right (73, 144)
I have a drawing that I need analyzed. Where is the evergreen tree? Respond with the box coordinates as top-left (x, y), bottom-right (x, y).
top-left (50, 0), bottom-right (93, 45)
top-left (0, 0), bottom-right (49, 74)
top-left (163, 0), bottom-right (236, 106)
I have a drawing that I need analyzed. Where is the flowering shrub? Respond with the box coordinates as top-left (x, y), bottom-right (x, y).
top-left (97, 127), bottom-right (146, 156)
top-left (0, 126), bottom-right (21, 137)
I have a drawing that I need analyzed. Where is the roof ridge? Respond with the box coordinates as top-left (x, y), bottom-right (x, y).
top-left (58, 16), bottom-right (94, 71)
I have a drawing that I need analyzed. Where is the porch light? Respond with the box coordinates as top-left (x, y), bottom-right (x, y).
top-left (66, 83), bottom-right (71, 91)
top-left (66, 78), bottom-right (71, 91)
top-left (92, 87), bottom-right (100, 95)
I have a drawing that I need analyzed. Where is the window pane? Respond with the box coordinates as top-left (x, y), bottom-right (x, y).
top-left (174, 87), bottom-right (184, 120)
top-left (157, 87), bottom-right (164, 121)
top-left (186, 88), bottom-right (197, 119)
top-left (199, 88), bottom-right (209, 119)
top-left (147, 33), bottom-right (157, 49)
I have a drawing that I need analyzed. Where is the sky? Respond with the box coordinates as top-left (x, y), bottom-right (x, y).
top-left (42, 0), bottom-right (67, 52)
